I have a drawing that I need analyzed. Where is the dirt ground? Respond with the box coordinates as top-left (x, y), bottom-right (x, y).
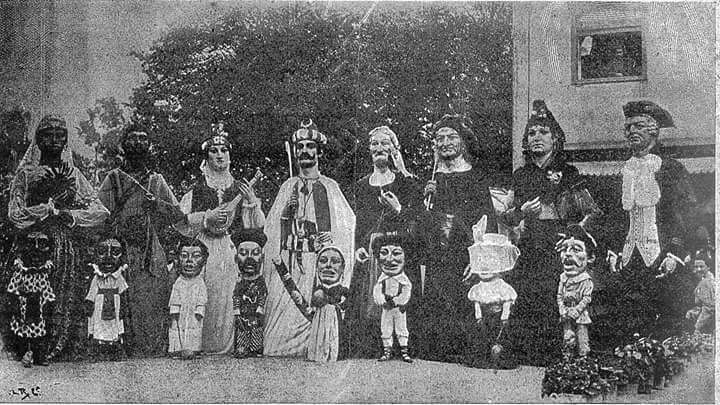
top-left (0, 353), bottom-right (714, 403)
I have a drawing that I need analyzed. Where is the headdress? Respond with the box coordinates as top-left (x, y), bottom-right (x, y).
top-left (523, 99), bottom-right (565, 153)
top-left (291, 119), bottom-right (327, 145)
top-left (16, 114), bottom-right (74, 172)
top-left (231, 228), bottom-right (268, 248)
top-left (623, 101), bottom-right (674, 129)
top-left (368, 125), bottom-right (413, 177)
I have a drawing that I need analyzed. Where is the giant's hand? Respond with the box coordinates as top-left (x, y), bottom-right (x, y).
top-left (423, 180), bottom-right (437, 198)
top-left (379, 189), bottom-right (401, 214)
top-left (520, 196), bottom-right (542, 218)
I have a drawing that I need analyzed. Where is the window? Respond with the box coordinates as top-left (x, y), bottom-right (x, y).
top-left (572, 22), bottom-right (646, 85)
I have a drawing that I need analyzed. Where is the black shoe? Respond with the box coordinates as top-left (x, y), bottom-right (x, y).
top-left (378, 347), bottom-right (392, 362)
top-left (400, 347), bottom-right (413, 363)
top-left (34, 358), bottom-right (49, 366)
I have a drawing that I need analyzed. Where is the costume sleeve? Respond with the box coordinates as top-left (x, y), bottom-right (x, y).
top-left (175, 190), bottom-right (203, 237)
top-left (85, 276), bottom-right (98, 302)
top-left (373, 280), bottom-right (385, 306)
top-left (498, 189), bottom-right (524, 227)
top-left (97, 172), bottom-right (117, 214)
top-left (556, 278), bottom-right (565, 314)
top-left (8, 169), bottom-right (52, 229)
top-left (118, 275), bottom-right (129, 295)
top-left (168, 282), bottom-right (181, 313)
top-left (232, 282), bottom-right (242, 314)
top-left (573, 279), bottom-right (594, 314)
top-left (69, 169), bottom-right (110, 227)
top-left (150, 174), bottom-right (185, 226)
top-left (475, 302), bottom-right (483, 320)
top-left (396, 278), bottom-right (412, 306)
top-left (501, 301), bottom-right (512, 321)
top-left (257, 281), bottom-right (267, 312)
top-left (195, 284), bottom-right (206, 317)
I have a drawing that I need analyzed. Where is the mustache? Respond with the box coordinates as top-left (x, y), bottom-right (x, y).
top-left (297, 152), bottom-right (315, 160)
top-left (562, 257), bottom-right (581, 266)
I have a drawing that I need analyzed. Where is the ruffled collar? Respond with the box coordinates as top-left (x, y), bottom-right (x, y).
top-left (90, 263), bottom-right (128, 279)
top-left (622, 153), bottom-right (661, 210)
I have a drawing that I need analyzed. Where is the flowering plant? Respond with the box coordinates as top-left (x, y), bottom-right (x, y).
top-left (542, 356), bottom-right (614, 398)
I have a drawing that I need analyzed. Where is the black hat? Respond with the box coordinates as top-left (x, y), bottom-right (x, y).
top-left (523, 100), bottom-right (565, 152)
top-left (231, 228), bottom-right (268, 248)
top-left (622, 101), bottom-right (674, 128)
top-left (433, 114), bottom-right (479, 159)
top-left (558, 224), bottom-right (597, 258)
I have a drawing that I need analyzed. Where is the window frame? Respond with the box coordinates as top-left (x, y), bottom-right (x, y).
top-left (571, 22), bottom-right (647, 85)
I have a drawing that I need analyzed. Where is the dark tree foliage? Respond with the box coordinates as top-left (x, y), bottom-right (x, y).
top-left (128, 2), bottom-right (513, 207)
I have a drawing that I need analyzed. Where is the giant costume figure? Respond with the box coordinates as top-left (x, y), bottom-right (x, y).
top-left (98, 124), bottom-right (184, 356)
top-left (414, 114), bottom-right (498, 362)
top-left (8, 114), bottom-right (109, 360)
top-left (500, 100), bottom-right (600, 366)
top-left (347, 126), bottom-right (419, 358)
top-left (603, 101), bottom-right (699, 343)
top-left (177, 130), bottom-right (265, 354)
top-left (263, 120), bottom-right (355, 357)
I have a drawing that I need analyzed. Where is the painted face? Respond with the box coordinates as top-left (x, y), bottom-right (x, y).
top-left (527, 125), bottom-right (555, 156)
top-left (693, 259), bottom-right (709, 280)
top-left (96, 238), bottom-right (124, 274)
top-left (207, 144), bottom-right (230, 172)
top-left (295, 140), bottom-right (319, 169)
top-left (317, 249), bottom-right (344, 286)
top-left (624, 115), bottom-right (658, 153)
top-left (122, 131), bottom-right (150, 158)
top-left (179, 246), bottom-right (206, 278)
top-left (36, 128), bottom-right (67, 156)
top-left (378, 244), bottom-right (405, 277)
top-left (434, 127), bottom-right (464, 161)
top-left (236, 241), bottom-right (263, 279)
top-left (369, 132), bottom-right (394, 168)
top-left (19, 231), bottom-right (52, 268)
top-left (559, 237), bottom-right (590, 276)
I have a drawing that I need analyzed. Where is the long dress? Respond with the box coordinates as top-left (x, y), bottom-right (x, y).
top-left (168, 275), bottom-right (207, 353)
top-left (9, 161), bottom-right (109, 360)
top-left (263, 175), bottom-right (355, 357)
top-left (501, 158), bottom-right (599, 366)
top-left (307, 284), bottom-right (349, 362)
top-left (412, 166), bottom-right (497, 362)
top-left (178, 176), bottom-right (264, 354)
top-left (98, 168), bottom-right (184, 356)
top-left (346, 172), bottom-right (419, 358)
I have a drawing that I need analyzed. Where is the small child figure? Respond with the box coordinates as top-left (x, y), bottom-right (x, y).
top-left (556, 224), bottom-right (596, 358)
top-left (307, 246), bottom-right (349, 362)
top-left (7, 229), bottom-right (56, 367)
top-left (231, 229), bottom-right (268, 358)
top-left (85, 235), bottom-right (129, 361)
top-left (372, 233), bottom-right (412, 363)
top-left (464, 215), bottom-right (519, 369)
top-left (685, 248), bottom-right (714, 335)
top-left (168, 238), bottom-right (208, 359)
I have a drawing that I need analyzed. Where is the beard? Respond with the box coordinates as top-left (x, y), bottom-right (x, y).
top-left (372, 154), bottom-right (390, 168)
